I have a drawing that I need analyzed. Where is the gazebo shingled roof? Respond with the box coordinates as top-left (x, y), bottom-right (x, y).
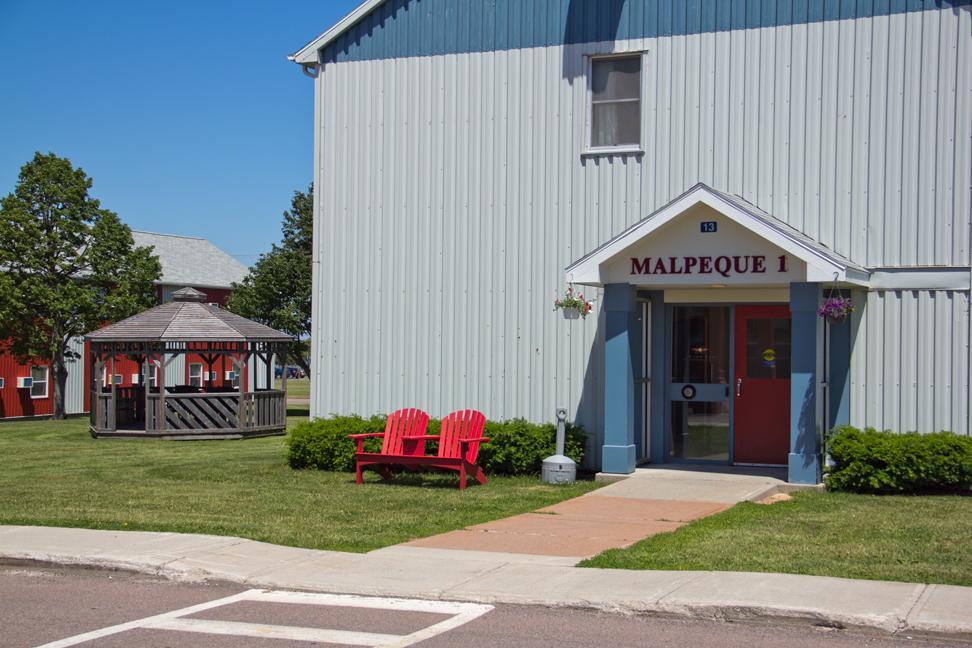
top-left (87, 287), bottom-right (291, 343)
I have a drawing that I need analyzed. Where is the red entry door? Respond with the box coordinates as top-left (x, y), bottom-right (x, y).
top-left (733, 305), bottom-right (791, 465)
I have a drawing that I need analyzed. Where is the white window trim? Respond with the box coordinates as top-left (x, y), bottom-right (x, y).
top-left (584, 51), bottom-right (646, 156)
top-left (30, 365), bottom-right (49, 399)
top-left (188, 363), bottom-right (203, 388)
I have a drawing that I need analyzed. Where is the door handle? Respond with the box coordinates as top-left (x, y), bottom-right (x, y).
top-left (736, 378), bottom-right (742, 397)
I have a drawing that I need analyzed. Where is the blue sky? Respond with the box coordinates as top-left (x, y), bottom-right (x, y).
top-left (0, 0), bottom-right (360, 266)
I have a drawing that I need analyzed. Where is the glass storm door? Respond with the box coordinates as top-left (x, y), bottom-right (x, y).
top-left (733, 305), bottom-right (791, 465)
top-left (669, 306), bottom-right (730, 462)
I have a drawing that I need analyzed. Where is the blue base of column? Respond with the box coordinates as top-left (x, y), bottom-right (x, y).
top-left (788, 452), bottom-right (821, 484)
top-left (602, 444), bottom-right (636, 474)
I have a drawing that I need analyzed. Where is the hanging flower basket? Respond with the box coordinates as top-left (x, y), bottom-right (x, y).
top-left (554, 286), bottom-right (593, 320)
top-left (817, 295), bottom-right (854, 324)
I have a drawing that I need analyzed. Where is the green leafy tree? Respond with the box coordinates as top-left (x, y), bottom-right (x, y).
top-left (0, 153), bottom-right (161, 419)
top-left (227, 185), bottom-right (312, 376)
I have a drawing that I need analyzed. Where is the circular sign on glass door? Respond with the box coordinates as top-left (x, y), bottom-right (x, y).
top-left (681, 384), bottom-right (696, 400)
top-left (761, 348), bottom-right (777, 368)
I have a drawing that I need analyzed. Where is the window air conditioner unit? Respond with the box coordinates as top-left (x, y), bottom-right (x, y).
top-left (131, 374), bottom-right (140, 384)
top-left (17, 376), bottom-right (33, 389)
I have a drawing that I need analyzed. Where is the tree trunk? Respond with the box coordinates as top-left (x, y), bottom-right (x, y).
top-left (52, 347), bottom-right (68, 420)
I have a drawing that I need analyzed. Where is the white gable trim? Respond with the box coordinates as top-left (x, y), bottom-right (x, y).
top-left (291, 0), bottom-right (386, 65)
top-left (566, 185), bottom-right (870, 287)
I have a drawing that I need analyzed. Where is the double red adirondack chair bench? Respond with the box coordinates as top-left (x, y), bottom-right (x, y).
top-left (350, 408), bottom-right (490, 490)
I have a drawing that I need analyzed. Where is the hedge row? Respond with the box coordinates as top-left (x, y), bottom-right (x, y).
top-left (825, 426), bottom-right (972, 494)
top-left (287, 414), bottom-right (585, 476)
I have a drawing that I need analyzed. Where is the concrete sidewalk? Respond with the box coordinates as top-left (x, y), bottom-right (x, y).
top-left (407, 466), bottom-right (795, 557)
top-left (1, 524), bottom-right (969, 641)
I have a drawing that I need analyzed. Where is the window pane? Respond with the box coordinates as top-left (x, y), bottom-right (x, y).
top-left (30, 367), bottom-right (47, 397)
top-left (592, 101), bottom-right (640, 147)
top-left (745, 319), bottom-right (791, 379)
top-left (592, 57), bottom-right (640, 101)
top-left (671, 306), bottom-right (730, 384)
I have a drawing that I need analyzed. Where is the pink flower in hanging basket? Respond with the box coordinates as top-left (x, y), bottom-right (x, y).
top-left (817, 296), bottom-right (854, 322)
top-left (554, 286), bottom-right (594, 319)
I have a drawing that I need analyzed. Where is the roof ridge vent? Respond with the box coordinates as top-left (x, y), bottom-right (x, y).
top-left (171, 287), bottom-right (207, 302)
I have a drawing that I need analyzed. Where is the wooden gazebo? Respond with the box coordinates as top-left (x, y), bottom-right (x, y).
top-left (87, 287), bottom-right (293, 439)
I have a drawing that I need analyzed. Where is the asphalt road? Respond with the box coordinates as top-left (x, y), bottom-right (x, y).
top-left (0, 562), bottom-right (959, 648)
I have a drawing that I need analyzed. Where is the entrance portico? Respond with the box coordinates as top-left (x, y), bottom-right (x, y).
top-left (568, 184), bottom-right (870, 484)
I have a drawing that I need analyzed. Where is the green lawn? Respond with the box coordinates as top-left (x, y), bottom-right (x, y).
top-left (581, 490), bottom-right (972, 586)
top-left (0, 412), bottom-right (598, 553)
top-left (279, 377), bottom-right (310, 399)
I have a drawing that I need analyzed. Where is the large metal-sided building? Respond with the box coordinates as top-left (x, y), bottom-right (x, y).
top-left (292, 0), bottom-right (972, 483)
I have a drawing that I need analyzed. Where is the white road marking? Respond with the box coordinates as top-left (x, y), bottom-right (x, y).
top-left (34, 591), bottom-right (255, 648)
top-left (35, 588), bottom-right (494, 648)
top-left (145, 618), bottom-right (402, 645)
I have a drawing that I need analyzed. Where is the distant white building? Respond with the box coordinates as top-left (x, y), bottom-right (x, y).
top-left (292, 0), bottom-right (972, 483)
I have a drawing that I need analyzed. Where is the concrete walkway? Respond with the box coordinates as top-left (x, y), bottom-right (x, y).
top-left (1, 524), bottom-right (969, 641)
top-left (407, 466), bottom-right (794, 557)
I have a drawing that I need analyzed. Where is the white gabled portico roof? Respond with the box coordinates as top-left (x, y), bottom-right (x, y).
top-left (566, 183), bottom-right (870, 287)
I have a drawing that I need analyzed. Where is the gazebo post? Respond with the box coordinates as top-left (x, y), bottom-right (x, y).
top-left (109, 354), bottom-right (117, 431)
top-left (279, 345), bottom-right (288, 427)
top-left (89, 347), bottom-right (99, 431)
top-left (233, 352), bottom-right (247, 432)
top-left (159, 351), bottom-right (166, 432)
top-left (265, 351), bottom-right (272, 392)
top-left (143, 352), bottom-right (151, 432)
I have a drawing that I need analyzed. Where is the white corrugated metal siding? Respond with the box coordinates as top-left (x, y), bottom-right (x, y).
top-left (64, 337), bottom-right (87, 415)
top-left (850, 289), bottom-right (971, 436)
top-left (311, 8), bottom-right (972, 449)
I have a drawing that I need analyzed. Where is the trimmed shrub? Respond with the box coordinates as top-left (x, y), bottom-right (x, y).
top-left (287, 414), bottom-right (585, 476)
top-left (478, 418), bottom-right (585, 475)
top-left (825, 425), bottom-right (972, 494)
top-left (287, 415), bottom-right (386, 471)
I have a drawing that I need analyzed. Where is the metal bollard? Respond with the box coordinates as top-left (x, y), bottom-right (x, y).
top-left (541, 408), bottom-right (577, 484)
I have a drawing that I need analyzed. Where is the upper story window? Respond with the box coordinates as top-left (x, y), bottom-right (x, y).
top-left (590, 55), bottom-right (641, 150)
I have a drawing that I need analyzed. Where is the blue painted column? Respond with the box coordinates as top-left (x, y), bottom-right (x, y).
top-left (789, 282), bottom-right (822, 484)
top-left (602, 283), bottom-right (637, 474)
top-left (647, 291), bottom-right (667, 465)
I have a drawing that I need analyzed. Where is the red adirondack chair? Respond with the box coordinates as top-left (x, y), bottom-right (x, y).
top-left (408, 409), bottom-right (490, 490)
top-left (350, 408), bottom-right (429, 484)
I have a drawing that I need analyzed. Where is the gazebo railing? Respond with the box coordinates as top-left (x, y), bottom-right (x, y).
top-left (242, 390), bottom-right (287, 432)
top-left (143, 389), bottom-right (285, 433)
top-left (91, 391), bottom-right (113, 432)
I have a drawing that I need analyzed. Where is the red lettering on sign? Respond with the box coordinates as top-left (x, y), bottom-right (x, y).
top-left (714, 256), bottom-right (732, 277)
top-left (627, 254), bottom-right (789, 278)
top-left (631, 257), bottom-right (652, 274)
